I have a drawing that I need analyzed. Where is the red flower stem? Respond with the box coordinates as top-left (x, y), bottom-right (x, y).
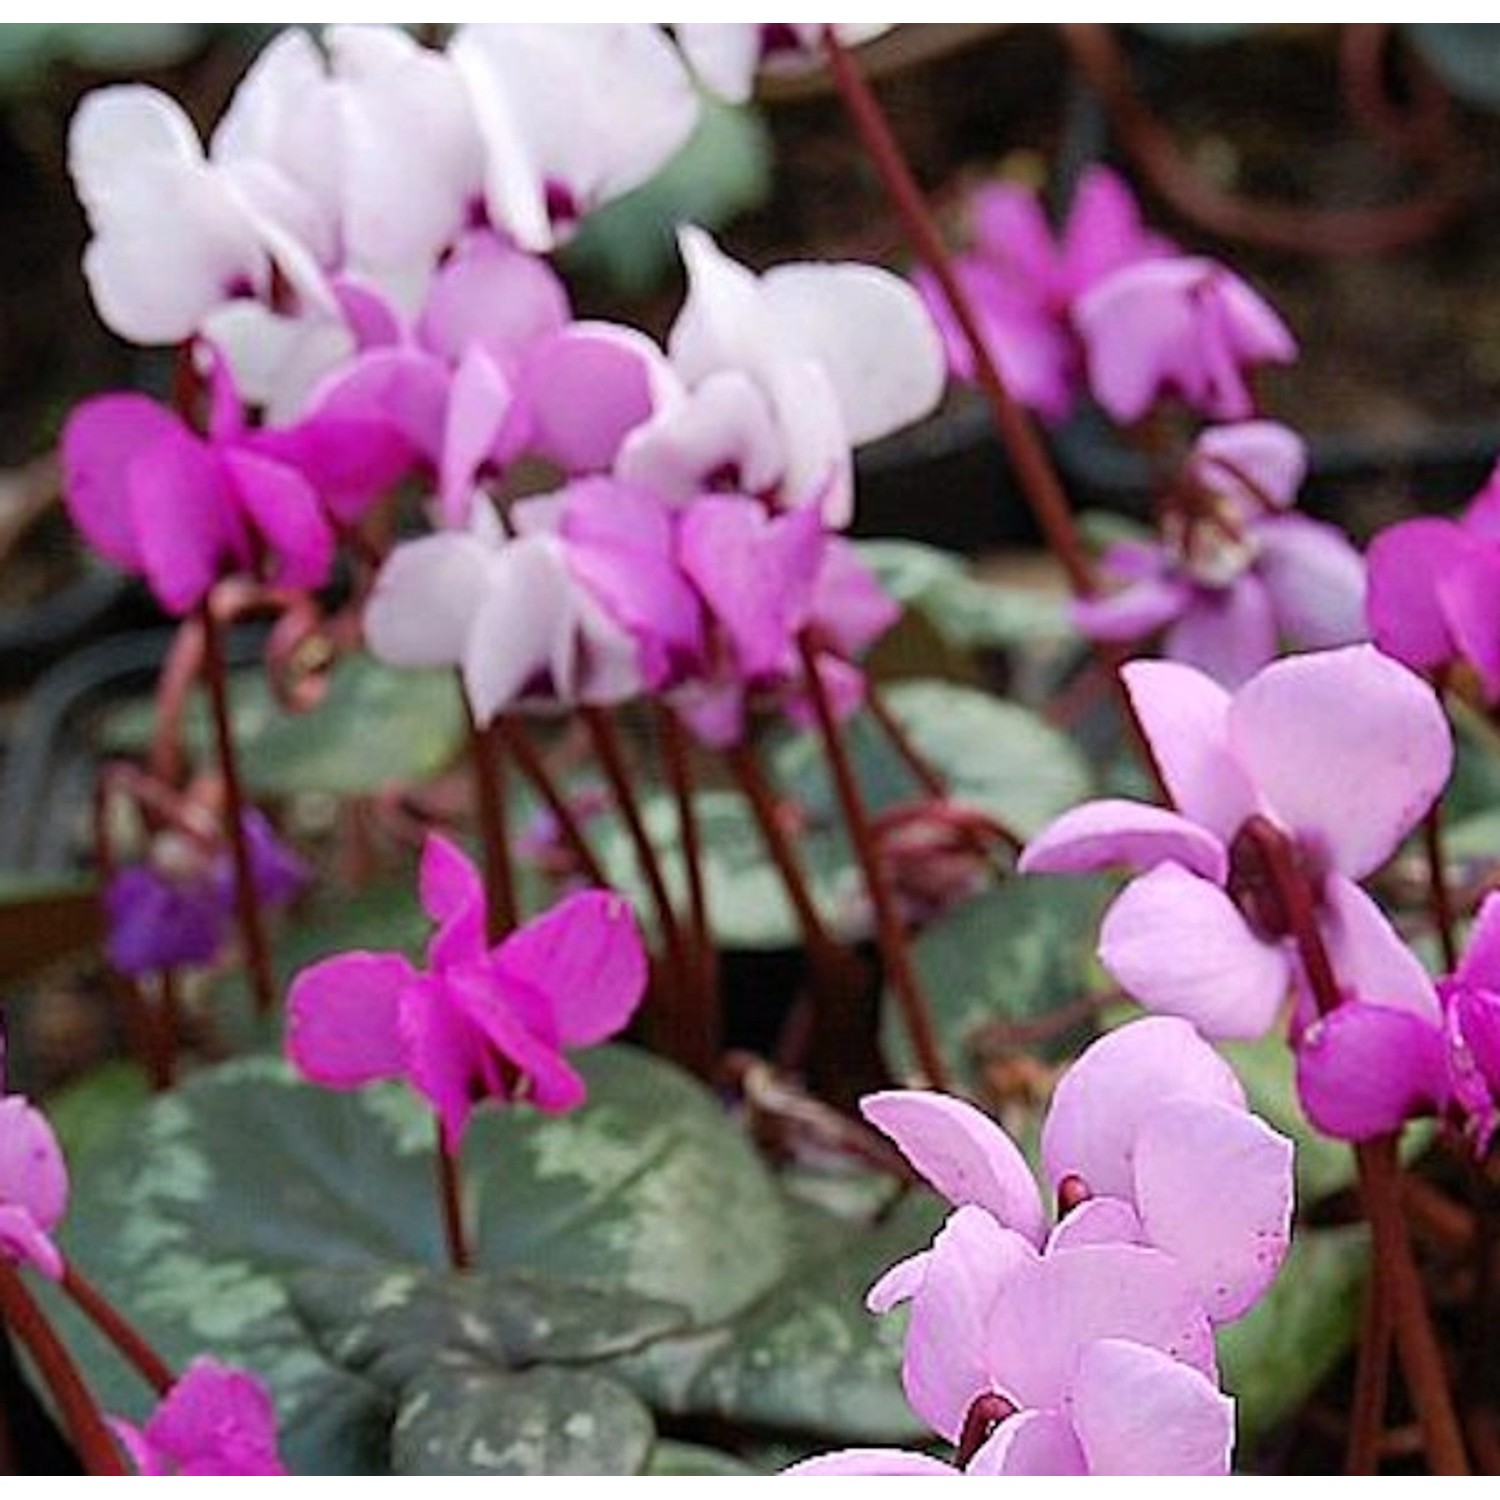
top-left (494, 718), bottom-right (611, 889)
top-left (156, 970), bottom-right (181, 1091)
top-left (796, 635), bottom-right (949, 1090)
top-left (466, 706), bottom-right (519, 942)
top-left (822, 30), bottom-right (1167, 801)
top-left (0, 1261), bottom-right (127, 1475)
top-left (436, 1125), bottom-right (470, 1272)
top-left (1240, 815), bottom-right (1469, 1474)
top-left (59, 1259), bottom-right (174, 1397)
top-left (579, 707), bottom-right (705, 1077)
top-left (657, 704), bottom-right (720, 1068)
top-left (1345, 1261), bottom-right (1393, 1473)
top-left (198, 602), bottom-right (276, 1016)
top-left (1422, 797), bottom-right (1458, 972)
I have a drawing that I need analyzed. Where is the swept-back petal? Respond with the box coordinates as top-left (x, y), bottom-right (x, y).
top-left (1255, 514), bottom-right (1367, 651)
top-left (1229, 644), bottom-right (1452, 880)
top-left (969, 1410), bottom-right (1086, 1475)
top-left (364, 531), bottom-right (496, 670)
top-left (1098, 865), bottom-right (1290, 1040)
top-left (1041, 1015), bottom-right (1245, 1201)
top-left (1133, 1098), bottom-right (1293, 1322)
top-left (1162, 574), bottom-right (1278, 689)
top-left (1019, 799), bottom-right (1227, 883)
top-left (286, 951), bottom-right (415, 1088)
top-left (1318, 876), bottom-right (1440, 1024)
top-left (784, 1449), bottom-right (960, 1476)
top-left (1070, 1338), bottom-right (1234, 1475)
top-left (861, 1090), bottom-right (1047, 1246)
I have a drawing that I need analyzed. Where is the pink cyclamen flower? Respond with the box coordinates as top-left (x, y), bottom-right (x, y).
top-left (865, 1016), bottom-right (1293, 1325)
top-left (0, 1059), bottom-right (68, 1281)
top-left (1021, 647), bottom-right (1451, 1046)
top-left (793, 1204), bottom-right (1230, 1475)
top-left (113, 1357), bottom-right (285, 1475)
top-left (1074, 256), bottom-right (1296, 425)
top-left (1437, 891), bottom-right (1500, 1152)
top-left (287, 834), bottom-right (647, 1149)
top-left (1366, 460), bottom-right (1500, 700)
top-left (60, 350), bottom-right (411, 615)
top-left (915, 165), bottom-right (1171, 421)
top-left (1073, 421), bottom-right (1366, 686)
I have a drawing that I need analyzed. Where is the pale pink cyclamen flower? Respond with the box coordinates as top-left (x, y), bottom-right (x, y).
top-left (789, 1205), bottom-right (1232, 1476)
top-left (287, 834), bottom-right (647, 1149)
top-left (0, 1039), bottom-right (68, 1280)
top-left (1074, 255), bottom-right (1297, 425)
top-left (112, 1357), bottom-right (285, 1476)
top-left (915, 165), bottom-right (1171, 421)
top-left (864, 1017), bottom-right (1293, 1325)
top-left (1021, 647), bottom-right (1455, 1140)
top-left (1072, 421), bottom-right (1366, 687)
top-left (674, 23), bottom-right (889, 104)
top-left (1365, 460), bottom-right (1500, 700)
top-left (617, 227), bottom-right (946, 528)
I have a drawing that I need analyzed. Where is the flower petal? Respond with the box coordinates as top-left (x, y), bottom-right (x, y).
top-left (861, 1090), bottom-right (1047, 1246)
top-left (1255, 514), bottom-right (1367, 651)
top-left (1041, 1015), bottom-right (1246, 1201)
top-left (1318, 875), bottom-right (1440, 1024)
top-left (784, 1449), bottom-right (960, 1476)
top-left (1229, 644), bottom-right (1452, 880)
top-left (1099, 865), bottom-right (1290, 1039)
top-left (969, 1410), bottom-right (1086, 1475)
top-left (1019, 799), bottom-right (1228, 883)
top-left (1070, 1338), bottom-right (1234, 1476)
top-left (1162, 574), bottom-right (1278, 689)
top-left (286, 951), bottom-right (415, 1088)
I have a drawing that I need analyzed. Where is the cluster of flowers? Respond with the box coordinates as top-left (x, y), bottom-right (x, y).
top-left (925, 166), bottom-right (1365, 688)
top-left (61, 24), bottom-right (944, 750)
top-left (791, 1017), bottom-right (1295, 1474)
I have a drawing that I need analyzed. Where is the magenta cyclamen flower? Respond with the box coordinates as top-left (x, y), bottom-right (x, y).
top-left (1072, 422), bottom-right (1366, 687)
top-left (915, 165), bottom-right (1170, 421)
top-left (1437, 892), bottom-right (1500, 1151)
top-left (791, 1206), bottom-right (1231, 1476)
top-left (0, 1044), bottom-right (68, 1281)
top-left (1022, 647), bottom-right (1448, 1041)
top-left (864, 1017), bottom-right (1293, 1325)
top-left (113, 1357), bottom-right (285, 1476)
top-left (1366, 460), bottom-right (1500, 700)
top-left (1074, 256), bottom-right (1296, 425)
top-left (287, 834), bottom-right (646, 1149)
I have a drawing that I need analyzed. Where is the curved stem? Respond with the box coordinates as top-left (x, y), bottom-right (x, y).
top-left (59, 1260), bottom-right (174, 1398)
top-left (466, 708), bottom-right (518, 943)
top-left (1422, 797), bottom-right (1458, 972)
top-left (199, 603), bottom-right (276, 1016)
top-left (796, 635), bottom-right (949, 1090)
top-left (436, 1126), bottom-right (470, 1273)
top-left (0, 1262), bottom-right (127, 1475)
top-left (1345, 1261), bottom-right (1393, 1474)
top-left (494, 719), bottom-right (610, 890)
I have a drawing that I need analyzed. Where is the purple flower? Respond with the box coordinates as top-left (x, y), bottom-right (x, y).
top-left (0, 1060), bottom-right (68, 1282)
top-left (1366, 460), bottom-right (1500, 700)
top-left (112, 1357), bottom-right (285, 1476)
top-left (1072, 422), bottom-right (1366, 687)
top-left (864, 1017), bottom-right (1293, 1324)
top-left (1074, 256), bottom-right (1296, 425)
top-left (105, 812), bottom-right (309, 979)
top-left (1021, 647), bottom-right (1450, 1045)
top-left (287, 834), bottom-right (647, 1149)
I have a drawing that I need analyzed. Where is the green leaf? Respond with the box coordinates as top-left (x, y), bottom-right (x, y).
top-left (592, 787), bottom-right (854, 950)
top-left (289, 1264), bottom-right (689, 1390)
top-left (1219, 1226), bottom-right (1368, 1458)
top-left (44, 1060), bottom-right (151, 1166)
top-left (391, 1363), bottom-right (655, 1475)
top-left (46, 1046), bottom-right (793, 1472)
top-left (884, 875), bottom-right (1112, 1089)
top-left (773, 679), bottom-right (1091, 841)
top-left (646, 1440), bottom-right (759, 1475)
top-left (98, 654), bottom-right (468, 799)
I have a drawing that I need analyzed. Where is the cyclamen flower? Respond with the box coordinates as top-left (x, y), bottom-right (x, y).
top-left (113, 1357), bottom-right (285, 1476)
top-left (1072, 421), bottom-right (1366, 687)
top-left (1021, 648), bottom-right (1450, 1045)
top-left (105, 811), bottom-right (309, 978)
top-left (916, 165), bottom-right (1170, 421)
top-left (675, 23), bottom-right (889, 104)
top-left (287, 834), bottom-right (647, 1149)
top-left (791, 1206), bottom-right (1231, 1476)
top-left (1366, 459), bottom-right (1500, 700)
top-left (1074, 256), bottom-right (1296, 425)
top-left (865, 1017), bottom-right (1293, 1325)
top-left (1436, 892), bottom-right (1500, 1151)
top-left (0, 1043), bottom-right (68, 1281)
